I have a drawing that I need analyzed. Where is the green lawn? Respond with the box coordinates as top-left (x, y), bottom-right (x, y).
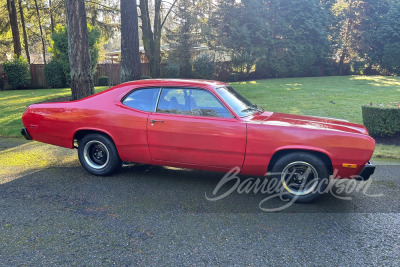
top-left (231, 75), bottom-right (400, 124)
top-left (0, 76), bottom-right (399, 159)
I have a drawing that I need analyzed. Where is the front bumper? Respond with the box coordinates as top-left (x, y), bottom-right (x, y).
top-left (20, 127), bottom-right (32, 140)
top-left (356, 162), bottom-right (376, 181)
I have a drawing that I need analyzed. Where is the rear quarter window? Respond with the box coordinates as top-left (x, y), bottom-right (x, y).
top-left (122, 88), bottom-right (160, 112)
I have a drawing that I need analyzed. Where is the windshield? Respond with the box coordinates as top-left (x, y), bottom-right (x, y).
top-left (216, 86), bottom-right (261, 117)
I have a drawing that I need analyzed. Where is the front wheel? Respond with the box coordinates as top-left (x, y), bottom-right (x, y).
top-left (78, 133), bottom-right (121, 176)
top-left (271, 152), bottom-right (330, 203)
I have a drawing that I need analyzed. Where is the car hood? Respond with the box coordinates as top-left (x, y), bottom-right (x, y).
top-left (247, 111), bottom-right (369, 135)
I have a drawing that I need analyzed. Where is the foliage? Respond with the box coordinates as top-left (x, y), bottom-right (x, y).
top-left (163, 62), bottom-right (180, 78)
top-left (49, 24), bottom-right (100, 85)
top-left (192, 54), bottom-right (215, 79)
top-left (0, 72), bottom-right (7, 90)
top-left (370, 1), bottom-right (400, 75)
top-left (2, 56), bottom-right (30, 89)
top-left (97, 76), bottom-right (110, 86)
top-left (165, 0), bottom-right (196, 78)
top-left (44, 60), bottom-right (65, 88)
top-left (362, 105), bottom-right (400, 137)
top-left (212, 0), bottom-right (331, 78)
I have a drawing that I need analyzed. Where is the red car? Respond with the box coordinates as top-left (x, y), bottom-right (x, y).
top-left (21, 79), bottom-right (375, 202)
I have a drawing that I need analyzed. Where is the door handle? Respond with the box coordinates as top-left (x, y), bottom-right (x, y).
top-left (150, 119), bottom-right (164, 125)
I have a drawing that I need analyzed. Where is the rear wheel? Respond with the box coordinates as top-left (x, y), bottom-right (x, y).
top-left (271, 152), bottom-right (330, 203)
top-left (78, 133), bottom-right (121, 176)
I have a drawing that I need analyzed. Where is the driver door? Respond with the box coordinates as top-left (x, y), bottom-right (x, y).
top-left (147, 88), bottom-right (246, 170)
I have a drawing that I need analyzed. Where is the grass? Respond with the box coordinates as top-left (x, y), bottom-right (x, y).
top-left (0, 86), bottom-right (108, 137)
top-left (231, 75), bottom-right (400, 124)
top-left (0, 76), bottom-right (399, 159)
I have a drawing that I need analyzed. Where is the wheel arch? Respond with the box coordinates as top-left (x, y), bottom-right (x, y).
top-left (73, 128), bottom-right (117, 148)
top-left (267, 148), bottom-right (333, 175)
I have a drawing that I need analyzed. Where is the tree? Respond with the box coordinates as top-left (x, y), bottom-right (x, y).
top-left (6, 0), bottom-right (21, 56)
top-left (34, 0), bottom-right (47, 64)
top-left (18, 0), bottom-right (30, 63)
top-left (120, 0), bottom-right (141, 82)
top-left (266, 0), bottom-right (331, 77)
top-left (139, 0), bottom-right (177, 77)
top-left (211, 0), bottom-right (331, 78)
top-left (166, 0), bottom-right (197, 78)
top-left (371, 0), bottom-right (400, 74)
top-left (65, 0), bottom-right (94, 100)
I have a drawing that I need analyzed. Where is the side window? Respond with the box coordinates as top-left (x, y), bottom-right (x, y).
top-left (157, 88), bottom-right (233, 118)
top-left (122, 88), bottom-right (160, 112)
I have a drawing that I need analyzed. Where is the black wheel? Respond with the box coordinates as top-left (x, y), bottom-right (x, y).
top-left (271, 152), bottom-right (330, 203)
top-left (78, 133), bottom-right (121, 176)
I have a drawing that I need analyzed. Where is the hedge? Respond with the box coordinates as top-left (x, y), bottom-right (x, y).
top-left (362, 105), bottom-right (400, 137)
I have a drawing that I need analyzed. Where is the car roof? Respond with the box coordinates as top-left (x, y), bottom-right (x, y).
top-left (115, 79), bottom-right (228, 90)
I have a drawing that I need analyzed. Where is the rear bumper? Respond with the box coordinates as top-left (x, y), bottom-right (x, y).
top-left (356, 162), bottom-right (376, 181)
top-left (21, 127), bottom-right (32, 140)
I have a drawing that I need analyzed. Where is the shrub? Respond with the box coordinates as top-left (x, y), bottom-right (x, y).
top-left (310, 66), bottom-right (319, 77)
top-left (362, 105), bottom-right (400, 137)
top-left (97, 76), bottom-right (110, 86)
top-left (3, 56), bottom-right (30, 89)
top-left (45, 60), bottom-right (66, 88)
top-left (325, 67), bottom-right (335, 76)
top-left (227, 72), bottom-right (240, 82)
top-left (140, 76), bottom-right (151, 80)
top-left (164, 63), bottom-right (180, 78)
top-left (0, 72), bottom-right (7, 90)
top-left (192, 54), bottom-right (215, 79)
top-left (49, 24), bottom-right (100, 85)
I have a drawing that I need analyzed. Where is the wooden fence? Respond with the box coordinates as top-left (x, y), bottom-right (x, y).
top-left (94, 63), bottom-right (151, 86)
top-left (1, 61), bottom-right (229, 89)
top-left (0, 63), bottom-right (152, 89)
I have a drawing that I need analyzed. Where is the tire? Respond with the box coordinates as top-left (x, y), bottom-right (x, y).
top-left (270, 152), bottom-right (330, 203)
top-left (78, 133), bottom-right (121, 176)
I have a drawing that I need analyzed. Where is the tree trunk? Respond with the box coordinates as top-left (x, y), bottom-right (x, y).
top-left (34, 0), bottom-right (47, 64)
top-left (120, 0), bottom-right (141, 82)
top-left (65, 0), bottom-right (94, 100)
top-left (49, 0), bottom-right (54, 34)
top-left (18, 0), bottom-right (30, 63)
top-left (6, 0), bottom-right (22, 57)
top-left (139, 0), bottom-right (177, 78)
top-left (139, 0), bottom-right (155, 75)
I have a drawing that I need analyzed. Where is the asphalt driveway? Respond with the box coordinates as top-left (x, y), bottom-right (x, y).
top-left (0, 138), bottom-right (399, 265)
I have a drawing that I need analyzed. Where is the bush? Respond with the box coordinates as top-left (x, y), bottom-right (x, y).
top-left (164, 63), bottom-right (180, 78)
top-left (3, 56), bottom-right (30, 89)
top-left (227, 72), bottom-right (240, 82)
top-left (192, 54), bottom-right (215, 79)
top-left (309, 66), bottom-right (319, 77)
top-left (362, 105), bottom-right (400, 137)
top-left (140, 76), bottom-right (151, 80)
top-left (45, 60), bottom-right (66, 88)
top-left (0, 72), bottom-right (7, 90)
top-left (97, 76), bottom-right (110, 86)
top-left (49, 24), bottom-right (100, 85)
top-left (325, 67), bottom-right (335, 76)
